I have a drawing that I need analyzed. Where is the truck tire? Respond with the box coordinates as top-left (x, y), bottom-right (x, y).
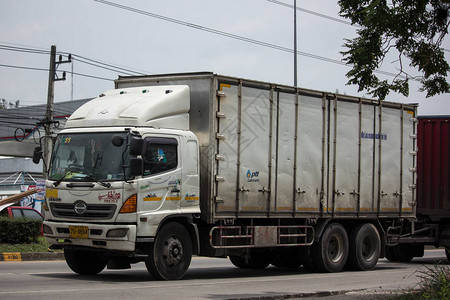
top-left (312, 223), bottom-right (349, 273)
top-left (393, 244), bottom-right (423, 262)
top-left (347, 223), bottom-right (380, 271)
top-left (64, 248), bottom-right (108, 275)
top-left (385, 246), bottom-right (399, 262)
top-left (145, 222), bottom-right (192, 280)
top-left (301, 246), bottom-right (320, 272)
top-left (271, 248), bottom-right (302, 268)
top-left (229, 250), bottom-right (270, 269)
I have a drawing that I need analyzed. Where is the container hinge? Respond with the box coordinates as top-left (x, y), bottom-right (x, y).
top-left (215, 154), bottom-right (225, 161)
top-left (216, 133), bottom-right (226, 140)
top-left (217, 90), bottom-right (226, 98)
top-left (350, 190), bottom-right (359, 196)
top-left (240, 186), bottom-right (250, 193)
top-left (411, 117), bottom-right (418, 123)
top-left (409, 134), bottom-right (417, 139)
top-left (215, 196), bottom-right (225, 203)
top-left (409, 167), bottom-right (417, 173)
top-left (216, 111), bottom-right (226, 118)
top-left (409, 151), bottom-right (417, 156)
top-left (258, 187), bottom-right (271, 193)
top-left (409, 184), bottom-right (416, 190)
top-left (215, 175), bottom-right (225, 182)
top-left (335, 190), bottom-right (345, 196)
top-left (296, 188), bottom-right (306, 194)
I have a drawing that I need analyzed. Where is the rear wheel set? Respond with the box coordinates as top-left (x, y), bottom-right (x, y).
top-left (304, 222), bottom-right (381, 273)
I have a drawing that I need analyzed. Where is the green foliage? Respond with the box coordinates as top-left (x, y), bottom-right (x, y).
top-left (0, 237), bottom-right (54, 252)
top-left (417, 264), bottom-right (450, 300)
top-left (0, 216), bottom-right (42, 244)
top-left (338, 0), bottom-right (450, 100)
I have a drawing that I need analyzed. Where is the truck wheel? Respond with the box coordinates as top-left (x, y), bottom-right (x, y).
top-left (145, 222), bottom-right (192, 280)
top-left (312, 223), bottom-right (349, 272)
top-left (64, 248), bottom-right (108, 275)
top-left (393, 244), bottom-right (423, 262)
top-left (347, 223), bottom-right (380, 271)
top-left (301, 246), bottom-right (320, 272)
top-left (271, 248), bottom-right (302, 268)
top-left (385, 246), bottom-right (399, 262)
top-left (229, 250), bottom-right (270, 269)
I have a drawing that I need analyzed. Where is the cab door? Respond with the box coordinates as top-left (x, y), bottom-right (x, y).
top-left (138, 137), bottom-right (182, 214)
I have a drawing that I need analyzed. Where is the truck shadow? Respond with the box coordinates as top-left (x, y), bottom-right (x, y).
top-left (32, 262), bottom-right (432, 283)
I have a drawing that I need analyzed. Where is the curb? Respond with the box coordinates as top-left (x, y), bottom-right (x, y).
top-left (0, 252), bottom-right (64, 261)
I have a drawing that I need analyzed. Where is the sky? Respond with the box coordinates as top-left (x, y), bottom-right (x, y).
top-left (0, 0), bottom-right (449, 116)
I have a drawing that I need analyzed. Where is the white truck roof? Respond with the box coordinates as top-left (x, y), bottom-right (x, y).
top-left (65, 85), bottom-right (190, 130)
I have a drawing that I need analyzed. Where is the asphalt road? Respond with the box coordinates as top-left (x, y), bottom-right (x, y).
top-left (0, 249), bottom-right (447, 300)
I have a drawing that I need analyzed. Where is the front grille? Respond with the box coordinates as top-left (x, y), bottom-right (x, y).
top-left (50, 203), bottom-right (117, 220)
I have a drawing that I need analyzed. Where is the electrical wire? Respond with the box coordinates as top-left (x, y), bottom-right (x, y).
top-left (92, 0), bottom-right (415, 80)
top-left (0, 62), bottom-right (113, 81)
top-left (267, 0), bottom-right (357, 27)
top-left (0, 43), bottom-right (148, 76)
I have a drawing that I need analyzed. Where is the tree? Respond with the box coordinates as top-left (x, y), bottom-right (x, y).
top-left (0, 99), bottom-right (20, 109)
top-left (338, 0), bottom-right (450, 100)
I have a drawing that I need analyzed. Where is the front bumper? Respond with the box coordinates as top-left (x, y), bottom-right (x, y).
top-left (43, 221), bottom-right (137, 252)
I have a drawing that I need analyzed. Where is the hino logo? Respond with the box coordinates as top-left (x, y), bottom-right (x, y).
top-left (74, 201), bottom-right (87, 215)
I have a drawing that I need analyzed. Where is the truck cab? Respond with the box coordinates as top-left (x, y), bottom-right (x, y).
top-left (38, 86), bottom-right (200, 279)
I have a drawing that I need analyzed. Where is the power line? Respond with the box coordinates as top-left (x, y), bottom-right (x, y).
top-left (267, 0), bottom-right (357, 27)
top-left (69, 54), bottom-right (147, 76)
top-left (0, 63), bottom-right (113, 81)
top-left (268, 0), bottom-right (450, 53)
top-left (0, 43), bottom-right (148, 76)
top-left (92, 0), bottom-right (415, 81)
top-left (92, 1), bottom-right (348, 64)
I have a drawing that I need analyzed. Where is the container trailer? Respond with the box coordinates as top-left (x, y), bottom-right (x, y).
top-left (34, 72), bottom-right (418, 279)
top-left (386, 116), bottom-right (450, 262)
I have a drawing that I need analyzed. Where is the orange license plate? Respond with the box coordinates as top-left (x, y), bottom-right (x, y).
top-left (69, 226), bottom-right (89, 239)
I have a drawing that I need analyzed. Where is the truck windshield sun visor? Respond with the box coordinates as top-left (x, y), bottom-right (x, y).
top-left (49, 132), bottom-right (130, 183)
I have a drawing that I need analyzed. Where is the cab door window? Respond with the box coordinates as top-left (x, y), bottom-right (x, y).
top-left (143, 137), bottom-right (178, 176)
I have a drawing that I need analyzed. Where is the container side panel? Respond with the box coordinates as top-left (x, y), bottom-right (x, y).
top-left (334, 100), bottom-right (359, 213)
top-left (239, 86), bottom-right (271, 212)
top-left (296, 95), bottom-right (324, 213)
top-left (379, 107), bottom-right (402, 213)
top-left (215, 84), bottom-right (239, 213)
top-left (417, 117), bottom-right (450, 220)
top-left (441, 121), bottom-right (450, 212)
top-left (360, 104), bottom-right (376, 212)
top-left (401, 110), bottom-right (415, 216)
top-left (274, 92), bottom-right (296, 212)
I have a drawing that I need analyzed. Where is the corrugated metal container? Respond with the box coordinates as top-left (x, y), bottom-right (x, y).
top-left (416, 116), bottom-right (450, 220)
top-left (116, 72), bottom-right (417, 224)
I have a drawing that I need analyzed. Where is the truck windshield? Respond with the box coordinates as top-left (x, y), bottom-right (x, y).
top-left (49, 132), bottom-right (129, 182)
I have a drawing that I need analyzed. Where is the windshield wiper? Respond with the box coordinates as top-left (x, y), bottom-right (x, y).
top-left (53, 171), bottom-right (71, 187)
top-left (84, 175), bottom-right (111, 188)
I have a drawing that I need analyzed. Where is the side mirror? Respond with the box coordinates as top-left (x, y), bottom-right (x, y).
top-left (129, 158), bottom-right (143, 176)
top-left (111, 135), bottom-right (124, 147)
top-left (32, 147), bottom-right (42, 164)
top-left (129, 137), bottom-right (144, 155)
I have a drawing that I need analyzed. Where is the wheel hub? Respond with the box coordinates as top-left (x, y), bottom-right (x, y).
top-left (161, 236), bottom-right (183, 266)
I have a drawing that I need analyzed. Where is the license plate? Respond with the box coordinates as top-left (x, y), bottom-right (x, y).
top-left (69, 226), bottom-right (89, 239)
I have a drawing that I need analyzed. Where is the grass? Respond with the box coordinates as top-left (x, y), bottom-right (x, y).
top-left (0, 237), bottom-right (60, 253)
top-left (391, 264), bottom-right (450, 300)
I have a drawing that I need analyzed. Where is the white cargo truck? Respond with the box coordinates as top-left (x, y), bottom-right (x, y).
top-left (34, 72), bottom-right (417, 280)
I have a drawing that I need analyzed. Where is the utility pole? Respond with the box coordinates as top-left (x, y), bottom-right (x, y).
top-left (294, 0), bottom-right (298, 87)
top-left (43, 45), bottom-right (71, 178)
top-left (43, 45), bottom-right (56, 179)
